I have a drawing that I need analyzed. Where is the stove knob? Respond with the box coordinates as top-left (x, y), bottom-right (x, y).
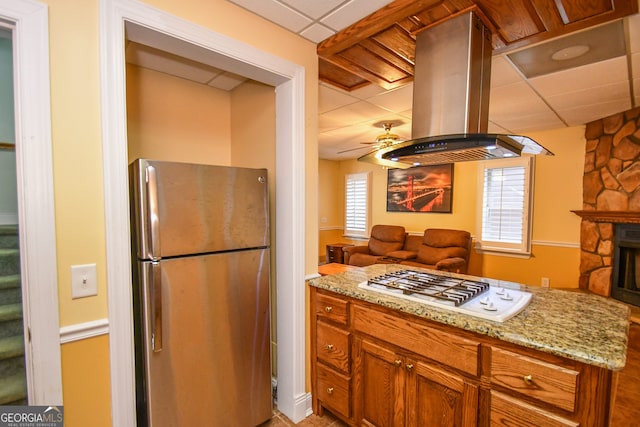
top-left (495, 287), bottom-right (505, 295)
top-left (483, 301), bottom-right (498, 311)
top-left (480, 297), bottom-right (490, 305)
top-left (500, 291), bottom-right (513, 301)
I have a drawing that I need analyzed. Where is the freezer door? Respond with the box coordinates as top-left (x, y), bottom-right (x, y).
top-left (138, 249), bottom-right (272, 426)
top-left (130, 159), bottom-right (269, 259)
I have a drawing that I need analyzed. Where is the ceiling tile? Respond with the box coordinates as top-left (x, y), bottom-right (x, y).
top-left (529, 57), bottom-right (628, 97)
top-left (280, 0), bottom-right (346, 19)
top-left (489, 82), bottom-right (552, 117)
top-left (367, 83), bottom-right (413, 112)
top-left (348, 83), bottom-right (389, 100)
top-left (229, 0), bottom-right (312, 32)
top-left (319, 84), bottom-right (360, 113)
top-left (300, 23), bottom-right (335, 43)
top-left (491, 56), bottom-right (526, 88)
top-left (321, 0), bottom-right (394, 31)
top-left (545, 81), bottom-right (630, 110)
top-left (492, 111), bottom-right (565, 134)
top-left (319, 114), bottom-right (353, 133)
top-left (320, 100), bottom-right (393, 126)
top-left (557, 99), bottom-right (632, 126)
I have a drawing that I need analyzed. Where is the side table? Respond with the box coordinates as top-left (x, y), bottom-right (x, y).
top-left (325, 243), bottom-right (353, 264)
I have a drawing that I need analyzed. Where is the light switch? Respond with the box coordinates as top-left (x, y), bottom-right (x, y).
top-left (71, 263), bottom-right (98, 299)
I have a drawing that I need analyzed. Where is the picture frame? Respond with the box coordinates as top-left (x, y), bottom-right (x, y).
top-left (387, 164), bottom-right (454, 213)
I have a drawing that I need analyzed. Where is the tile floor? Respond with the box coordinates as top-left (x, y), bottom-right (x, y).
top-left (262, 409), bottom-right (348, 426)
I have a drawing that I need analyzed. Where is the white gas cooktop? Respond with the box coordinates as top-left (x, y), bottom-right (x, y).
top-left (358, 270), bottom-right (532, 323)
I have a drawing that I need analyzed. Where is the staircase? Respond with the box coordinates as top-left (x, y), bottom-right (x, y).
top-left (0, 225), bottom-right (26, 405)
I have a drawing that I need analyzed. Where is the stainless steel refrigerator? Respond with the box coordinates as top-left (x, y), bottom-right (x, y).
top-left (129, 159), bottom-right (272, 426)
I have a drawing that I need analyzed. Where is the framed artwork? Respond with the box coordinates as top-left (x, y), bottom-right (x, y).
top-left (387, 164), bottom-right (453, 213)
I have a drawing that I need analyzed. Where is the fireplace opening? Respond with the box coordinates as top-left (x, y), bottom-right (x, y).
top-left (612, 224), bottom-right (640, 307)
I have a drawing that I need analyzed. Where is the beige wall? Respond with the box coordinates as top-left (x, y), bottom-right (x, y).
top-left (41, 0), bottom-right (317, 425)
top-left (320, 126), bottom-right (585, 288)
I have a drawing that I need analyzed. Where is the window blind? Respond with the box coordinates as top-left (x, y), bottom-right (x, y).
top-left (478, 156), bottom-right (533, 255)
top-left (345, 173), bottom-right (369, 236)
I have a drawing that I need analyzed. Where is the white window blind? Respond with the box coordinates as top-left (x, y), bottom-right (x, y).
top-left (344, 172), bottom-right (370, 237)
top-left (478, 157), bottom-right (533, 254)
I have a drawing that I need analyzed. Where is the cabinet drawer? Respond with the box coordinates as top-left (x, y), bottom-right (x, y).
top-left (317, 364), bottom-right (351, 419)
top-left (490, 347), bottom-right (579, 412)
top-left (491, 391), bottom-right (578, 427)
top-left (352, 304), bottom-right (480, 376)
top-left (317, 321), bottom-right (350, 373)
top-left (315, 292), bottom-right (349, 325)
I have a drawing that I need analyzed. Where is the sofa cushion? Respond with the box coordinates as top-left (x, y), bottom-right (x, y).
top-left (417, 245), bottom-right (467, 265)
top-left (367, 225), bottom-right (406, 256)
top-left (423, 228), bottom-right (470, 248)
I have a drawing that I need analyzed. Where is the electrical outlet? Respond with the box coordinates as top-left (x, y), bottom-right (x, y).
top-left (71, 263), bottom-right (98, 299)
top-left (541, 277), bottom-right (550, 288)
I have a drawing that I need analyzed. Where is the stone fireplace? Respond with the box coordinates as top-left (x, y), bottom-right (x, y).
top-left (574, 106), bottom-right (640, 302)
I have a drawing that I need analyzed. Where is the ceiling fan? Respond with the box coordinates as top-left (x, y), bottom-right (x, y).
top-left (337, 121), bottom-right (405, 154)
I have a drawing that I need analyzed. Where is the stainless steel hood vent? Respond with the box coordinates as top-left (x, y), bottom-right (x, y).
top-left (359, 11), bottom-right (552, 169)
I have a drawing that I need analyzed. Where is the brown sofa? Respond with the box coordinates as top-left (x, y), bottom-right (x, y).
top-left (344, 226), bottom-right (471, 273)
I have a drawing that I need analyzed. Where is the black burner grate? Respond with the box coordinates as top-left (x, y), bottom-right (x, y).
top-left (367, 270), bottom-right (489, 306)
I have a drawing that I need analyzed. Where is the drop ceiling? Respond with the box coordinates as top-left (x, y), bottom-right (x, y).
top-left (127, 1), bottom-right (640, 161)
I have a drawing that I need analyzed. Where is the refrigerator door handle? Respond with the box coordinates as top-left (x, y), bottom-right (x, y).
top-left (145, 165), bottom-right (161, 261)
top-left (149, 262), bottom-right (163, 352)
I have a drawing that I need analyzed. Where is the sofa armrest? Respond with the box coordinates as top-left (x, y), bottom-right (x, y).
top-left (435, 257), bottom-right (466, 273)
top-left (343, 245), bottom-right (369, 264)
top-left (385, 250), bottom-right (417, 260)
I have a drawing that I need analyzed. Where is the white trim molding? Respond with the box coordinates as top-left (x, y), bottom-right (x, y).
top-left (0, 0), bottom-right (62, 406)
top-left (60, 319), bottom-right (109, 344)
top-left (100, 0), bottom-right (307, 424)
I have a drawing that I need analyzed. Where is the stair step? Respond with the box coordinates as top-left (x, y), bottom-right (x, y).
top-left (0, 335), bottom-right (24, 360)
top-left (0, 372), bottom-right (27, 405)
top-left (0, 226), bottom-right (18, 250)
top-left (0, 248), bottom-right (20, 276)
top-left (0, 275), bottom-right (21, 305)
top-left (0, 274), bottom-right (20, 290)
top-left (0, 303), bottom-right (22, 322)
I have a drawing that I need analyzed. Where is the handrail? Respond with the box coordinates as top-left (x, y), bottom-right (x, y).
top-left (0, 142), bottom-right (15, 151)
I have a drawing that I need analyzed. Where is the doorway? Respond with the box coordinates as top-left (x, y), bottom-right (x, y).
top-left (101, 0), bottom-right (308, 424)
top-left (0, 0), bottom-right (62, 405)
top-left (0, 23), bottom-right (26, 406)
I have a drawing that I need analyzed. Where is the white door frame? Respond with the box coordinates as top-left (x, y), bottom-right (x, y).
top-left (99, 0), bottom-right (308, 425)
top-left (0, 0), bottom-right (62, 405)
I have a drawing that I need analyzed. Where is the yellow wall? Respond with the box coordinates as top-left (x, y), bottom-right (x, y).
top-left (60, 336), bottom-right (112, 427)
top-left (40, 0), bottom-right (317, 425)
top-left (320, 126), bottom-right (585, 288)
top-left (126, 64), bottom-right (232, 164)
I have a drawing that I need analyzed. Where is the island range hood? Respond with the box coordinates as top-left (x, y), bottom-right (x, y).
top-left (359, 11), bottom-right (553, 169)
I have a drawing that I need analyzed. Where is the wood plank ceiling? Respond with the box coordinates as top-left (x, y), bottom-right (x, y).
top-left (317, 0), bottom-right (638, 92)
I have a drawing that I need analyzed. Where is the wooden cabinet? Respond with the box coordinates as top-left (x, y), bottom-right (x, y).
top-left (310, 287), bottom-right (613, 427)
top-left (325, 243), bottom-right (353, 264)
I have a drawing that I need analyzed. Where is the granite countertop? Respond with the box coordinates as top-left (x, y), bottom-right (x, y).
top-left (308, 264), bottom-right (631, 371)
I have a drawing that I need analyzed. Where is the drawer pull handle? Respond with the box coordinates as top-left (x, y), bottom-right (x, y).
top-left (394, 359), bottom-right (402, 367)
top-left (406, 364), bottom-right (414, 371)
top-left (324, 306), bottom-right (333, 313)
top-left (326, 344), bottom-right (334, 351)
top-left (523, 374), bottom-right (534, 385)
top-left (327, 387), bottom-right (334, 395)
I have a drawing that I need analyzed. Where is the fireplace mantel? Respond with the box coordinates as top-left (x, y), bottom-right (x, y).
top-left (572, 210), bottom-right (640, 224)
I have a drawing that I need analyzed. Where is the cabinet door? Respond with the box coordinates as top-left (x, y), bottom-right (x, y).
top-left (355, 338), bottom-right (405, 427)
top-left (406, 359), bottom-right (478, 427)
